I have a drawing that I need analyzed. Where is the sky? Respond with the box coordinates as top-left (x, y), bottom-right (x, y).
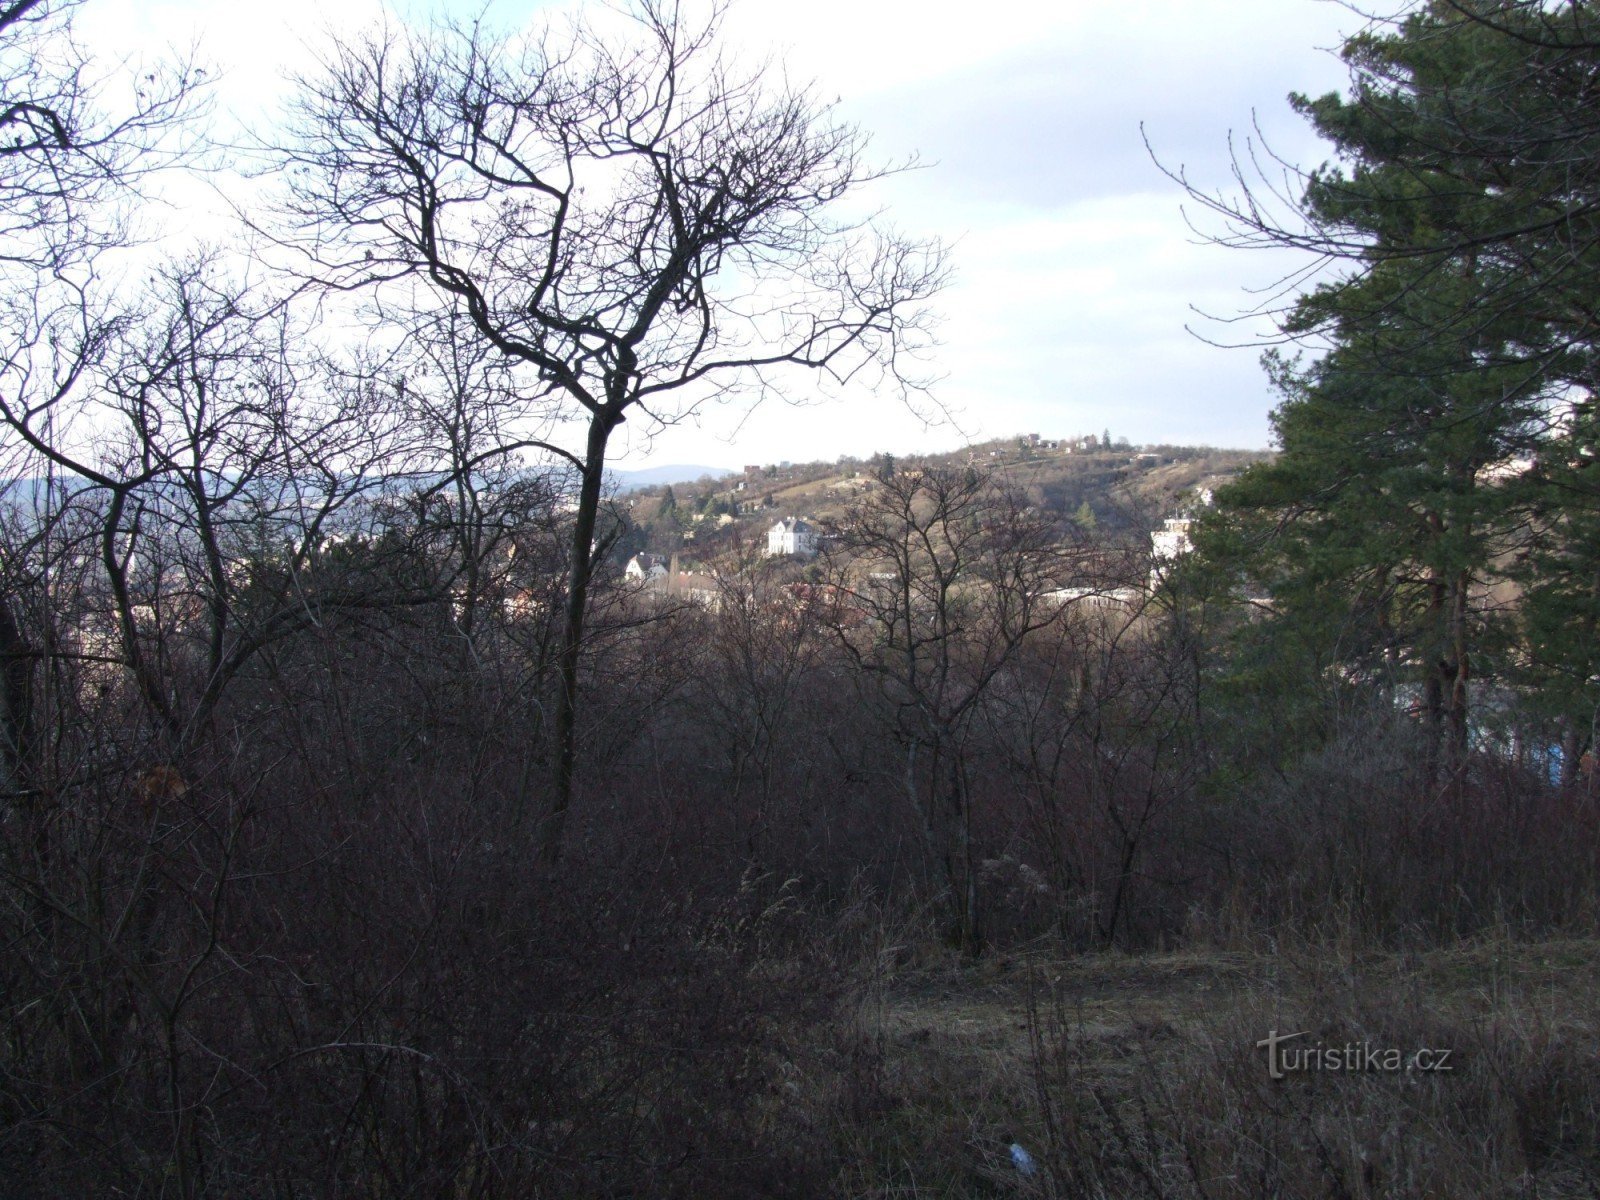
top-left (88, 0), bottom-right (1369, 471)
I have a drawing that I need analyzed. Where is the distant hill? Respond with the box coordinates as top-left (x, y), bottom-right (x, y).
top-left (609, 464), bottom-right (734, 490)
top-left (727, 442), bottom-right (1269, 533)
top-left (612, 440), bottom-right (1273, 566)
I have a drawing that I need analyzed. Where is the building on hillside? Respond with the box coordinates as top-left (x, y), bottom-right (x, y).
top-left (624, 565), bottom-right (723, 611)
top-left (668, 570), bottom-right (722, 610)
top-left (766, 517), bottom-right (819, 558)
top-left (1151, 517), bottom-right (1194, 562)
top-left (624, 552), bottom-right (668, 581)
top-left (1149, 489), bottom-right (1221, 587)
top-left (1041, 585), bottom-right (1142, 614)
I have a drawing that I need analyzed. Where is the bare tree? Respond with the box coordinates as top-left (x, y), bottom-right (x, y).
top-left (378, 310), bottom-right (570, 663)
top-left (270, 0), bottom-right (947, 859)
top-left (0, 0), bottom-right (208, 791)
top-left (5, 259), bottom-right (431, 757)
top-left (0, 0), bottom-right (204, 270)
top-left (692, 550), bottom-right (832, 859)
top-left (823, 465), bottom-right (1062, 954)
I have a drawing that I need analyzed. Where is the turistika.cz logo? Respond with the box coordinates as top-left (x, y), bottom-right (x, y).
top-left (1256, 1030), bottom-right (1455, 1079)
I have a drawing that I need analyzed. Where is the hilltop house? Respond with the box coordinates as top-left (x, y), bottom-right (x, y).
top-left (766, 517), bottom-right (819, 559)
top-left (764, 512), bottom-right (819, 560)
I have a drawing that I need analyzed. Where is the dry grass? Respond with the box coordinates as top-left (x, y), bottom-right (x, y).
top-left (822, 934), bottom-right (1600, 1198)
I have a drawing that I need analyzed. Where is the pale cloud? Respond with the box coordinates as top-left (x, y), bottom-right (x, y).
top-left (703, 1), bottom-right (1363, 462)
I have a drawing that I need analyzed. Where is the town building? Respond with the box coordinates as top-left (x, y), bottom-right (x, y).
top-left (624, 552), bottom-right (668, 581)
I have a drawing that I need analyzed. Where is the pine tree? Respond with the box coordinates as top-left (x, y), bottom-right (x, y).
top-left (1195, 0), bottom-right (1588, 785)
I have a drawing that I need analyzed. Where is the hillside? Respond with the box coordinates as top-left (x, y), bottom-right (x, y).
top-left (612, 436), bottom-right (1270, 564)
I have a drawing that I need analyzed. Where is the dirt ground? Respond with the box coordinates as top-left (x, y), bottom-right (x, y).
top-left (830, 938), bottom-right (1600, 1197)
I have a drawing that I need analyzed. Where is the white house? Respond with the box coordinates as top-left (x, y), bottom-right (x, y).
top-left (1151, 517), bottom-right (1194, 562)
top-left (624, 552), bottom-right (668, 581)
top-left (1042, 585), bottom-right (1142, 612)
top-left (766, 517), bottom-right (819, 558)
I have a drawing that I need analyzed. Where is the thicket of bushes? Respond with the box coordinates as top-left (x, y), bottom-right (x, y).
top-left (4, 500), bottom-right (1592, 1193)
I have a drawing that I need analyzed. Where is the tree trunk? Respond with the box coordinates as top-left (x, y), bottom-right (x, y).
top-left (1422, 570), bottom-right (1447, 791)
top-left (941, 746), bottom-right (982, 957)
top-left (541, 412), bottom-right (618, 864)
top-left (0, 596), bottom-right (34, 789)
top-left (1445, 568), bottom-right (1471, 788)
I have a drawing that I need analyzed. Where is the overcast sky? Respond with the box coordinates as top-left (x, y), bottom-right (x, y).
top-left (91, 0), bottom-right (1368, 470)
